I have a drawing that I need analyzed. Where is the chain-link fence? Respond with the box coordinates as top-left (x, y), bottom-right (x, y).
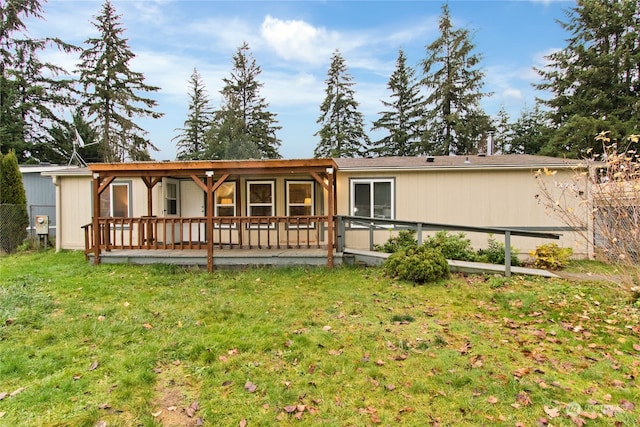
top-left (0, 204), bottom-right (29, 254)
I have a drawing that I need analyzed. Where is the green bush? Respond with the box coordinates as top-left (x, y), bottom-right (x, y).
top-left (374, 229), bottom-right (418, 253)
top-left (0, 151), bottom-right (29, 254)
top-left (384, 246), bottom-right (449, 284)
top-left (423, 231), bottom-right (477, 261)
top-left (529, 243), bottom-right (573, 270)
top-left (476, 236), bottom-right (520, 266)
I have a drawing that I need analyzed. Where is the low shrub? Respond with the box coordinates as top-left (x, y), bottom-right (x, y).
top-left (529, 243), bottom-right (573, 270)
top-left (384, 246), bottom-right (449, 284)
top-left (374, 229), bottom-right (418, 253)
top-left (423, 231), bottom-right (477, 261)
top-left (476, 236), bottom-right (520, 266)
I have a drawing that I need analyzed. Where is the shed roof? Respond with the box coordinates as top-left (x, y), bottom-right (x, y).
top-left (334, 154), bottom-right (584, 172)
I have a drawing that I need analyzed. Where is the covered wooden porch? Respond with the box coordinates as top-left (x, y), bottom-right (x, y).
top-left (85, 159), bottom-right (338, 271)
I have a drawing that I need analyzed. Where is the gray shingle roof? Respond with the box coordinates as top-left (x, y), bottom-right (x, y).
top-left (333, 154), bottom-right (585, 171)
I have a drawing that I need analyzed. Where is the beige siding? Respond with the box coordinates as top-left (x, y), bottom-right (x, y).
top-left (57, 176), bottom-right (151, 250)
top-left (336, 168), bottom-right (589, 257)
top-left (57, 175), bottom-right (92, 250)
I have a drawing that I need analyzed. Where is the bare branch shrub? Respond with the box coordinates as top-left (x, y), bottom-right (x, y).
top-left (535, 132), bottom-right (640, 294)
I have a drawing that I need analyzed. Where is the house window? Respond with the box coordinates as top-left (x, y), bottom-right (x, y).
top-left (166, 182), bottom-right (178, 215)
top-left (287, 181), bottom-right (314, 216)
top-left (350, 179), bottom-right (394, 219)
top-left (287, 181), bottom-right (314, 228)
top-left (247, 181), bottom-right (274, 217)
top-left (215, 182), bottom-right (237, 217)
top-left (99, 182), bottom-right (131, 218)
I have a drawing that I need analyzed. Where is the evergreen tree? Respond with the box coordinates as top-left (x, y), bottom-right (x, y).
top-left (173, 68), bottom-right (213, 160)
top-left (210, 42), bottom-right (281, 160)
top-left (509, 105), bottom-right (551, 155)
top-left (371, 49), bottom-right (424, 157)
top-left (420, 3), bottom-right (491, 156)
top-left (315, 50), bottom-right (370, 158)
top-left (0, 151), bottom-right (29, 253)
top-left (0, 0), bottom-right (78, 162)
top-left (204, 97), bottom-right (261, 160)
top-left (535, 0), bottom-right (640, 157)
top-left (491, 106), bottom-right (511, 155)
top-left (42, 109), bottom-right (99, 164)
top-left (78, 0), bottom-right (163, 163)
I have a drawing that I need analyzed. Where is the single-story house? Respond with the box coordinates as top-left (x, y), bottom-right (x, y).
top-left (43, 155), bottom-right (589, 270)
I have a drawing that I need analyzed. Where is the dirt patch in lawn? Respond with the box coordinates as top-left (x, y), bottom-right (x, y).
top-left (152, 361), bottom-right (203, 426)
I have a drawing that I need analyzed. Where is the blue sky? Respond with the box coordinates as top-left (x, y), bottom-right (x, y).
top-left (29, 0), bottom-right (575, 160)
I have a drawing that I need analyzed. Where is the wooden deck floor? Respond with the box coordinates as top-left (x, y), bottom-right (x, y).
top-left (90, 248), bottom-right (341, 268)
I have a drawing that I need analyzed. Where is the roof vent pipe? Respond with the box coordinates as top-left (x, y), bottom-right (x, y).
top-left (487, 130), bottom-right (494, 156)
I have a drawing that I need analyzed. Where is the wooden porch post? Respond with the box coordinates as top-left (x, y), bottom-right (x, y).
top-left (93, 174), bottom-right (101, 265)
top-left (206, 171), bottom-right (214, 272)
top-left (326, 167), bottom-right (335, 268)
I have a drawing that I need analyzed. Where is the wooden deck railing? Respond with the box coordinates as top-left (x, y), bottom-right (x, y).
top-left (82, 216), bottom-right (329, 256)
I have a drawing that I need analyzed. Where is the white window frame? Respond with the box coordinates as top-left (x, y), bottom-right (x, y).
top-left (286, 180), bottom-right (315, 229)
top-left (246, 180), bottom-right (275, 229)
top-left (349, 178), bottom-right (394, 220)
top-left (214, 181), bottom-right (237, 228)
top-left (99, 181), bottom-right (132, 218)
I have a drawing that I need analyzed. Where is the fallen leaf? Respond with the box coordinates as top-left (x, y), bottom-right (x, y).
top-left (98, 403), bottom-right (111, 410)
top-left (0, 392), bottom-right (6, 401)
top-left (244, 381), bottom-right (257, 393)
top-left (328, 349), bottom-right (343, 356)
top-left (152, 410), bottom-right (162, 417)
top-left (284, 405), bottom-right (297, 413)
top-left (580, 411), bottom-right (597, 419)
top-left (89, 360), bottom-right (99, 371)
top-left (571, 416), bottom-right (586, 426)
top-left (487, 396), bottom-right (498, 404)
top-left (123, 301), bottom-right (129, 307)
top-left (322, 325), bottom-right (332, 331)
top-left (620, 399), bottom-right (635, 411)
top-left (544, 406), bottom-right (560, 418)
top-left (10, 387), bottom-right (25, 397)
top-left (385, 384), bottom-right (396, 391)
top-left (239, 419), bottom-right (247, 427)
top-left (0, 412), bottom-right (5, 418)
top-left (167, 406), bottom-right (176, 411)
top-left (633, 343), bottom-right (640, 352)
top-left (142, 323), bottom-right (153, 329)
top-left (515, 391), bottom-right (532, 406)
top-left (375, 359), bottom-right (385, 366)
top-left (95, 421), bottom-right (107, 427)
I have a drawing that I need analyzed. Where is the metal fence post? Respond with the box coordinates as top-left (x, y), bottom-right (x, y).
top-left (505, 231), bottom-right (512, 277)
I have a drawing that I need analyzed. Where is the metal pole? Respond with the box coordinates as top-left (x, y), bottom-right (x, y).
top-left (505, 231), bottom-right (511, 277)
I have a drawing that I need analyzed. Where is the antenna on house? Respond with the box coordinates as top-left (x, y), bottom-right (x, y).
top-left (68, 127), bottom-right (97, 167)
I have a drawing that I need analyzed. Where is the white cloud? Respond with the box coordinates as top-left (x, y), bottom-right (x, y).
top-left (502, 88), bottom-right (524, 100)
top-left (260, 15), bottom-right (349, 65)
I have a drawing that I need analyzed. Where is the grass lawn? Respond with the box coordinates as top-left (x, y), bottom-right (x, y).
top-left (0, 250), bottom-right (638, 426)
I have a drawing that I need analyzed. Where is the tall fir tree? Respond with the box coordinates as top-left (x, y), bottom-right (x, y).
top-left (508, 105), bottom-right (551, 155)
top-left (491, 106), bottom-right (511, 155)
top-left (78, 0), bottom-right (163, 163)
top-left (210, 42), bottom-right (281, 160)
top-left (173, 68), bottom-right (213, 160)
top-left (371, 49), bottom-right (424, 157)
top-left (535, 0), bottom-right (640, 157)
top-left (0, 0), bottom-right (78, 162)
top-left (420, 3), bottom-right (491, 156)
top-left (315, 50), bottom-right (370, 158)
top-left (0, 151), bottom-right (29, 253)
